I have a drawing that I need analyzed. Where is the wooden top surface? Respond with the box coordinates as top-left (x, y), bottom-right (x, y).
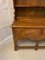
top-left (12, 17), bottom-right (45, 28)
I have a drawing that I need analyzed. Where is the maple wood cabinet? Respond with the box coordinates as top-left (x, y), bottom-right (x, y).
top-left (12, 0), bottom-right (45, 51)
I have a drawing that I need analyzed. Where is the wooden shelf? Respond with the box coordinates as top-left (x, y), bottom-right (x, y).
top-left (15, 0), bottom-right (45, 7)
top-left (12, 17), bottom-right (45, 28)
top-left (16, 17), bottom-right (45, 22)
top-left (15, 5), bottom-right (45, 7)
top-left (15, 5), bottom-right (38, 7)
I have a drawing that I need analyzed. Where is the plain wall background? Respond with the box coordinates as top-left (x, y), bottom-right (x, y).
top-left (0, 0), bottom-right (14, 42)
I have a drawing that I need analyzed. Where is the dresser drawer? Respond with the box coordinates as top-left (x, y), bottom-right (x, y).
top-left (15, 28), bottom-right (41, 34)
top-left (14, 28), bottom-right (41, 40)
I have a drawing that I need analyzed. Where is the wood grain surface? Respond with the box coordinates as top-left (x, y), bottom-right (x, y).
top-left (12, 0), bottom-right (45, 50)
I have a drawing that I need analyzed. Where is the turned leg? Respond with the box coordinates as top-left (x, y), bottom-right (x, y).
top-left (14, 40), bottom-right (17, 51)
top-left (12, 28), bottom-right (17, 51)
top-left (35, 41), bottom-right (39, 50)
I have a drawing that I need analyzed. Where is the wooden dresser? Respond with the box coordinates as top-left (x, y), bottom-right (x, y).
top-left (12, 0), bottom-right (45, 51)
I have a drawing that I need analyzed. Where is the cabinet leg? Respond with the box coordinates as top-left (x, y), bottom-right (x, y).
top-left (14, 40), bottom-right (17, 51)
top-left (35, 41), bottom-right (39, 50)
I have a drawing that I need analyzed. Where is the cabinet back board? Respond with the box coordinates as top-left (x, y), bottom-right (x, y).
top-left (16, 7), bottom-right (45, 17)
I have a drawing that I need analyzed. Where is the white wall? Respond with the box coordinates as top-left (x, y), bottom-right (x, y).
top-left (0, 0), bottom-right (14, 42)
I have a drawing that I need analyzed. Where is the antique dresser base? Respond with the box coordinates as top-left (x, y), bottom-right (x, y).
top-left (12, 24), bottom-right (45, 51)
top-left (14, 41), bottom-right (45, 51)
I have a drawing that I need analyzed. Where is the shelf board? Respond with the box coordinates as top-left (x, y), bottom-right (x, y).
top-left (15, 5), bottom-right (45, 7)
top-left (16, 15), bottom-right (45, 18)
top-left (12, 22), bottom-right (45, 29)
top-left (12, 17), bottom-right (45, 28)
top-left (15, 5), bottom-right (36, 7)
top-left (16, 17), bottom-right (45, 22)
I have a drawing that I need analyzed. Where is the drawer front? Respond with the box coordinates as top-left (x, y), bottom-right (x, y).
top-left (14, 28), bottom-right (41, 40)
top-left (15, 28), bottom-right (41, 35)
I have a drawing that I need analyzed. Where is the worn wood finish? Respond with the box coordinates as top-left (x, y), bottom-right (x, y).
top-left (12, 0), bottom-right (45, 51)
